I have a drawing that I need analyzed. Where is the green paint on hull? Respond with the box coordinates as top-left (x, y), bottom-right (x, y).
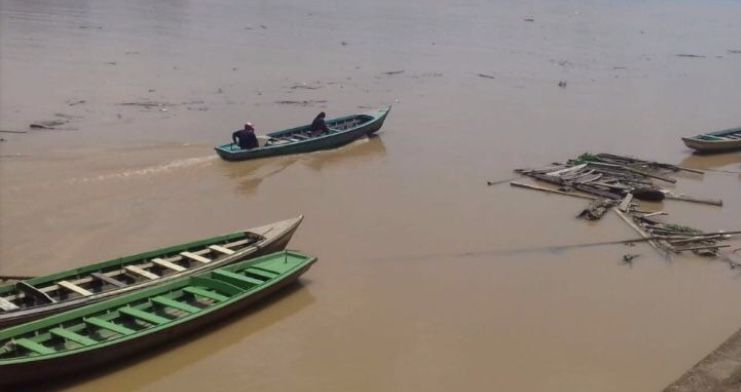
top-left (0, 217), bottom-right (303, 328)
top-left (215, 107), bottom-right (391, 161)
top-left (682, 126), bottom-right (741, 152)
top-left (0, 251), bottom-right (316, 385)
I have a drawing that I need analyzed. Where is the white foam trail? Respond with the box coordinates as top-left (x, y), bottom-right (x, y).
top-left (73, 155), bottom-right (217, 183)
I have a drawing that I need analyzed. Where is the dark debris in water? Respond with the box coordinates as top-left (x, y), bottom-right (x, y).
top-left (275, 100), bottom-right (328, 106)
top-left (676, 53), bottom-right (705, 58)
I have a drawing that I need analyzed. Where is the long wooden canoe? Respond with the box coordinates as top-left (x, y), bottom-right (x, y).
top-left (215, 107), bottom-right (391, 161)
top-left (0, 216), bottom-right (303, 328)
top-left (0, 250), bottom-right (316, 386)
top-left (682, 126), bottom-right (741, 153)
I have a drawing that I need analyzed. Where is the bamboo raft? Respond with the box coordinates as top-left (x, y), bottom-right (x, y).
top-left (507, 153), bottom-right (736, 256)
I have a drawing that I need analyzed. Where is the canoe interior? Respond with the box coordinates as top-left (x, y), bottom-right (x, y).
top-left (265, 113), bottom-right (375, 144)
top-left (0, 231), bottom-right (263, 312)
top-left (691, 127), bottom-right (741, 141)
top-left (0, 251), bottom-right (315, 364)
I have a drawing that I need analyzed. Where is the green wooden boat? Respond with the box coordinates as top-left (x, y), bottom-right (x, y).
top-left (0, 216), bottom-right (303, 328)
top-left (682, 126), bottom-right (741, 153)
top-left (215, 107), bottom-right (391, 161)
top-left (0, 251), bottom-right (316, 386)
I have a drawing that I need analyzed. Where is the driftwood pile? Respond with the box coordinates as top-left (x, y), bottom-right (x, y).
top-left (506, 153), bottom-right (735, 257)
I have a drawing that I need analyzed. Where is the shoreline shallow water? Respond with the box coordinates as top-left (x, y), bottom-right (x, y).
top-left (2, 0), bottom-right (741, 390)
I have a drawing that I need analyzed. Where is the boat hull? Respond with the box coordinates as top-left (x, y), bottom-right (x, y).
top-left (215, 107), bottom-right (390, 161)
top-left (0, 216), bottom-right (303, 328)
top-left (0, 252), bottom-right (316, 386)
top-left (682, 126), bottom-right (741, 153)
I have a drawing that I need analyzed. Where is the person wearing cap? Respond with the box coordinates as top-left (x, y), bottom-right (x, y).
top-left (232, 123), bottom-right (259, 149)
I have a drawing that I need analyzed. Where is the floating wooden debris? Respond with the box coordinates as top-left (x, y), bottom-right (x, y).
top-left (577, 199), bottom-right (616, 221)
top-left (504, 152), bottom-right (736, 257)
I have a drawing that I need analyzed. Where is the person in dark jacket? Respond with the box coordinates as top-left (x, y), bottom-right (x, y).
top-left (309, 112), bottom-right (330, 136)
top-left (232, 123), bottom-right (259, 149)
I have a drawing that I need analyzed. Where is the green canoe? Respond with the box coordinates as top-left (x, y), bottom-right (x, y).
top-left (215, 106), bottom-right (391, 161)
top-left (682, 126), bottom-right (741, 153)
top-left (0, 216), bottom-right (303, 328)
top-left (0, 250), bottom-right (317, 386)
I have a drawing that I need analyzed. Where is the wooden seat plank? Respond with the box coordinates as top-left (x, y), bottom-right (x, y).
top-left (57, 280), bottom-right (93, 297)
top-left (50, 328), bottom-right (97, 346)
top-left (91, 272), bottom-right (127, 288)
top-left (208, 245), bottom-right (235, 255)
top-left (118, 307), bottom-right (170, 325)
top-left (2, 240), bottom-right (258, 303)
top-left (245, 268), bottom-right (277, 280)
top-left (183, 287), bottom-right (229, 302)
top-left (14, 338), bottom-right (56, 355)
top-left (151, 258), bottom-right (186, 272)
top-left (180, 251), bottom-right (211, 264)
top-left (0, 297), bottom-right (19, 312)
top-left (151, 296), bottom-right (201, 314)
top-left (84, 317), bottom-right (135, 335)
top-left (125, 266), bottom-right (159, 280)
top-left (211, 270), bottom-right (263, 289)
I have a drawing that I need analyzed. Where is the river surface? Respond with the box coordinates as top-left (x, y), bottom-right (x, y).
top-left (1, 0), bottom-right (741, 391)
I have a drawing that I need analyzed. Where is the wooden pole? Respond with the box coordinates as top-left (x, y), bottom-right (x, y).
top-left (663, 192), bottom-right (723, 207)
top-left (613, 208), bottom-right (663, 252)
top-left (510, 182), bottom-right (597, 200)
top-left (673, 244), bottom-right (731, 252)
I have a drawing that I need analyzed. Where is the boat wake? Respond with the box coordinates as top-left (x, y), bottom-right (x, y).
top-left (73, 155), bottom-right (217, 183)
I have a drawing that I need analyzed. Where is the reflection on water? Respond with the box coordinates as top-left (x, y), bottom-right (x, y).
top-left (217, 156), bottom-right (299, 195)
top-left (300, 135), bottom-right (387, 171)
top-left (680, 151), bottom-right (741, 171)
top-left (217, 136), bottom-right (387, 194)
top-left (30, 283), bottom-right (316, 392)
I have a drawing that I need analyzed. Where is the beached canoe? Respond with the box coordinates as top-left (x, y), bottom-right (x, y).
top-left (682, 126), bottom-right (741, 153)
top-left (215, 107), bottom-right (391, 161)
top-left (0, 250), bottom-right (316, 386)
top-left (0, 216), bottom-right (303, 328)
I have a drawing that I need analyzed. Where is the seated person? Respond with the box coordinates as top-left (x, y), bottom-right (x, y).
top-left (232, 123), bottom-right (259, 149)
top-left (309, 112), bottom-right (330, 137)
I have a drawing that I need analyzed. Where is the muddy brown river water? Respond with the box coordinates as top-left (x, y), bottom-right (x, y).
top-left (1, 0), bottom-right (741, 391)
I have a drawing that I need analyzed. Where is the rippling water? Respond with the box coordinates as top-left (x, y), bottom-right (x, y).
top-left (1, 1), bottom-right (741, 391)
